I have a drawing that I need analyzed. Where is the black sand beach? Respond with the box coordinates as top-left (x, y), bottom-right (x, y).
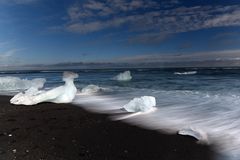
top-left (0, 96), bottom-right (214, 160)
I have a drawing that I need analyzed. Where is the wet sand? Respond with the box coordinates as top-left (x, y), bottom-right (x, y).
top-left (0, 96), bottom-right (215, 160)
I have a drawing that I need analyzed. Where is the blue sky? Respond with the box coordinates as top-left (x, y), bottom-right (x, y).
top-left (0, 0), bottom-right (240, 67)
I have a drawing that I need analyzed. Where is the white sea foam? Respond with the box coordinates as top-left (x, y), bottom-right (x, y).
top-left (10, 72), bottom-right (78, 105)
top-left (174, 71), bottom-right (197, 75)
top-left (113, 71), bottom-right (132, 81)
top-left (123, 96), bottom-right (156, 112)
top-left (73, 88), bottom-right (240, 160)
top-left (0, 76), bottom-right (46, 92)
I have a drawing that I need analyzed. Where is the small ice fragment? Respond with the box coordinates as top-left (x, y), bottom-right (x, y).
top-left (178, 127), bottom-right (209, 144)
top-left (123, 96), bottom-right (156, 112)
top-left (113, 71), bottom-right (132, 81)
top-left (8, 134), bottom-right (12, 137)
top-left (81, 85), bottom-right (101, 94)
top-left (12, 149), bottom-right (16, 153)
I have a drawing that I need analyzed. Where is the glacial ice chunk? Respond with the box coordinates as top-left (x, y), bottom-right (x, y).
top-left (10, 71), bottom-right (78, 105)
top-left (113, 71), bottom-right (132, 81)
top-left (178, 127), bottom-right (209, 144)
top-left (10, 78), bottom-right (46, 103)
top-left (123, 96), bottom-right (156, 112)
top-left (0, 76), bottom-right (46, 91)
top-left (81, 84), bottom-right (101, 94)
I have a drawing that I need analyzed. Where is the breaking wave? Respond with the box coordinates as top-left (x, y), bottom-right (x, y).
top-left (73, 88), bottom-right (240, 160)
top-left (174, 71), bottom-right (197, 75)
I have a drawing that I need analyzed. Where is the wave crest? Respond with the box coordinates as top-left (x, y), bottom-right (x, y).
top-left (174, 71), bottom-right (197, 75)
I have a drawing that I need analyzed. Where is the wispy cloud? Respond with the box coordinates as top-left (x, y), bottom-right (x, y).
top-left (0, 48), bottom-right (22, 66)
top-left (115, 49), bottom-right (240, 63)
top-left (212, 31), bottom-right (240, 40)
top-left (62, 1), bottom-right (240, 35)
top-left (66, 16), bottom-right (135, 33)
top-left (67, 0), bottom-right (159, 22)
top-left (207, 31), bottom-right (240, 49)
top-left (0, 0), bottom-right (38, 5)
top-left (0, 41), bottom-right (10, 48)
top-left (128, 32), bottom-right (171, 44)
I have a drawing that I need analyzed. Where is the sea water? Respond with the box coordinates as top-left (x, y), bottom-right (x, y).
top-left (1, 68), bottom-right (240, 160)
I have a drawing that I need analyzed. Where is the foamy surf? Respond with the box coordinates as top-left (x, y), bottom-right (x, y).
top-left (174, 71), bottom-right (197, 75)
top-left (73, 89), bottom-right (240, 160)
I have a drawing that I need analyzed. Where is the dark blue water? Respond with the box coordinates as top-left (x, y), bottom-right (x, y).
top-left (1, 68), bottom-right (240, 93)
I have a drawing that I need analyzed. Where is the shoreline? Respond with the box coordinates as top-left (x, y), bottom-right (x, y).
top-left (0, 96), bottom-right (215, 160)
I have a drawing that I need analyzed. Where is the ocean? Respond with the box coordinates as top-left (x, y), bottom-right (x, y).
top-left (1, 67), bottom-right (240, 160)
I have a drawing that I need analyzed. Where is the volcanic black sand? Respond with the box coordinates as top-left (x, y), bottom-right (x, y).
top-left (0, 96), bottom-right (215, 160)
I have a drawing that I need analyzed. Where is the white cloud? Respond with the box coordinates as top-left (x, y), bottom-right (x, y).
top-left (66, 0), bottom-right (159, 21)
top-left (203, 10), bottom-right (240, 28)
top-left (0, 49), bottom-right (22, 66)
top-left (66, 15), bottom-right (136, 33)
top-left (128, 32), bottom-right (171, 44)
top-left (66, 21), bottom-right (108, 33)
top-left (63, 1), bottom-right (240, 34)
top-left (116, 49), bottom-right (240, 63)
top-left (0, 0), bottom-right (38, 5)
top-left (84, 0), bottom-right (106, 10)
top-left (67, 4), bottom-right (94, 21)
top-left (0, 41), bottom-right (10, 47)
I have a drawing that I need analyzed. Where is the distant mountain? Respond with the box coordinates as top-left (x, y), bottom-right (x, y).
top-left (2, 59), bottom-right (240, 71)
